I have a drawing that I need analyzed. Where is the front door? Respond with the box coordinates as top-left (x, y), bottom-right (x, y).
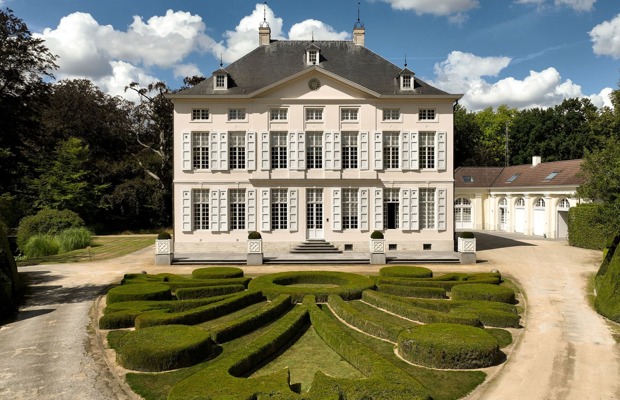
top-left (499, 207), bottom-right (508, 231)
top-left (306, 189), bottom-right (324, 239)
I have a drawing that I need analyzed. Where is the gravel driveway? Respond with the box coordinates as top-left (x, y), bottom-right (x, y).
top-left (0, 232), bottom-right (617, 399)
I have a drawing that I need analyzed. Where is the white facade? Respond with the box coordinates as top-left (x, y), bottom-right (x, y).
top-left (170, 26), bottom-right (461, 254)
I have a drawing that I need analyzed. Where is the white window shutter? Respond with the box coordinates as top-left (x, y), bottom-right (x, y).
top-left (324, 132), bottom-right (334, 170)
top-left (360, 132), bottom-right (369, 170)
top-left (360, 188), bottom-right (369, 231)
top-left (333, 132), bottom-right (342, 170)
top-left (401, 132), bottom-right (410, 170)
top-left (373, 132), bottom-right (383, 170)
top-left (247, 189), bottom-right (257, 231)
top-left (373, 188), bottom-right (383, 230)
top-left (210, 190), bottom-right (221, 231)
top-left (247, 132), bottom-right (256, 171)
top-left (209, 132), bottom-right (219, 170)
top-left (401, 189), bottom-right (411, 231)
top-left (411, 188), bottom-right (419, 231)
top-left (260, 132), bottom-right (270, 171)
top-left (297, 132), bottom-right (306, 170)
top-left (437, 131), bottom-right (446, 171)
top-left (260, 188), bottom-right (271, 232)
top-left (411, 132), bottom-right (419, 170)
top-left (332, 188), bottom-right (342, 231)
top-left (182, 190), bottom-right (192, 231)
top-left (216, 132), bottom-right (228, 170)
top-left (437, 188), bottom-right (446, 231)
top-left (289, 189), bottom-right (298, 232)
top-left (182, 132), bottom-right (192, 171)
top-left (288, 132), bottom-right (297, 170)
top-left (219, 189), bottom-right (229, 232)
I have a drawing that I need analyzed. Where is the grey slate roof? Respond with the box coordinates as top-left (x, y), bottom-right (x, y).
top-left (176, 40), bottom-right (452, 97)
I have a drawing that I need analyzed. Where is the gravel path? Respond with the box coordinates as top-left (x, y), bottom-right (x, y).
top-left (0, 232), bottom-right (618, 399)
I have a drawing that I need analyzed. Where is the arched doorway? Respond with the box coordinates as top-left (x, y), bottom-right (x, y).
top-left (557, 198), bottom-right (570, 239)
top-left (498, 198), bottom-right (508, 231)
top-left (533, 198), bottom-right (546, 236)
top-left (455, 198), bottom-right (473, 229)
top-left (514, 197), bottom-right (525, 233)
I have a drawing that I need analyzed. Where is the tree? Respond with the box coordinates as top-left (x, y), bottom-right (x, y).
top-left (453, 104), bottom-right (483, 167)
top-left (474, 105), bottom-right (516, 166)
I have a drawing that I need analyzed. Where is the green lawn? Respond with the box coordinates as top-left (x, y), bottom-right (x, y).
top-left (17, 235), bottom-right (155, 266)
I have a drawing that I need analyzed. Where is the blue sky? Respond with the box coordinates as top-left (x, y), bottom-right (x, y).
top-left (4, 0), bottom-right (619, 110)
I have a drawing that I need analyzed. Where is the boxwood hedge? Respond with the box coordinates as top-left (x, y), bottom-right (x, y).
top-left (377, 284), bottom-right (447, 299)
top-left (451, 283), bottom-right (516, 304)
top-left (115, 325), bottom-right (213, 372)
top-left (379, 266), bottom-right (433, 278)
top-left (191, 267), bottom-right (244, 280)
top-left (106, 283), bottom-right (172, 304)
top-left (376, 272), bottom-right (501, 291)
top-left (398, 323), bottom-right (501, 369)
top-left (175, 284), bottom-right (246, 300)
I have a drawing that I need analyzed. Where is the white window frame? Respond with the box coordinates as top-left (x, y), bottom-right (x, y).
top-left (270, 189), bottom-right (288, 230)
top-left (229, 132), bottom-right (246, 170)
top-left (419, 109), bottom-right (436, 121)
top-left (342, 188), bottom-right (359, 230)
top-left (419, 188), bottom-right (436, 229)
top-left (342, 132), bottom-right (358, 169)
top-left (191, 109), bottom-right (209, 121)
top-left (383, 188), bottom-right (400, 230)
top-left (419, 131), bottom-right (436, 170)
top-left (341, 108), bottom-right (359, 122)
top-left (192, 132), bottom-right (209, 170)
top-left (383, 132), bottom-right (399, 169)
top-left (306, 108), bottom-right (324, 121)
top-left (307, 49), bottom-right (318, 65)
top-left (228, 108), bottom-right (246, 121)
top-left (215, 74), bottom-right (227, 89)
top-left (382, 108), bottom-right (400, 121)
top-left (270, 108), bottom-right (288, 121)
top-left (306, 132), bottom-right (323, 169)
top-left (229, 189), bottom-right (246, 230)
top-left (401, 75), bottom-right (413, 90)
top-left (270, 132), bottom-right (287, 169)
top-left (193, 189), bottom-right (210, 230)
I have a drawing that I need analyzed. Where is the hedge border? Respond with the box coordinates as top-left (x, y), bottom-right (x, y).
top-left (377, 284), bottom-right (447, 299)
top-left (191, 267), bottom-right (244, 280)
top-left (379, 266), bottom-right (433, 279)
top-left (175, 284), bottom-right (246, 300)
top-left (451, 283), bottom-right (516, 304)
top-left (106, 283), bottom-right (172, 304)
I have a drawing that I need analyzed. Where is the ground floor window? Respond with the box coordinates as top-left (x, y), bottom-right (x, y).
top-left (342, 188), bottom-right (359, 229)
top-left (384, 188), bottom-right (399, 229)
top-left (193, 189), bottom-right (209, 230)
top-left (271, 189), bottom-right (288, 230)
top-left (455, 197), bottom-right (472, 224)
top-left (420, 188), bottom-right (435, 229)
top-left (229, 189), bottom-right (246, 230)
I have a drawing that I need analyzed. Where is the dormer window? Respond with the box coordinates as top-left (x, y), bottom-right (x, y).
top-left (401, 75), bottom-right (412, 90)
top-left (212, 68), bottom-right (228, 90)
top-left (306, 44), bottom-right (321, 66)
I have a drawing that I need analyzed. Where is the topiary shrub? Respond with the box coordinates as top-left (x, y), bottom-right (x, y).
top-left (379, 266), bottom-right (433, 279)
top-left (451, 283), bottom-right (516, 304)
top-left (55, 227), bottom-right (92, 253)
top-left (22, 235), bottom-right (60, 257)
top-left (157, 232), bottom-right (171, 240)
top-left (460, 232), bottom-right (475, 239)
top-left (106, 283), bottom-right (172, 304)
top-left (248, 231), bottom-right (262, 239)
top-left (17, 208), bottom-right (85, 251)
top-left (115, 325), bottom-right (213, 371)
top-left (191, 267), bottom-right (244, 280)
top-left (370, 230), bottom-right (384, 239)
top-left (398, 323), bottom-right (501, 369)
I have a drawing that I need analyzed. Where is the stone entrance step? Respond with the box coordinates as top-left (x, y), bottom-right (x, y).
top-left (290, 240), bottom-right (342, 254)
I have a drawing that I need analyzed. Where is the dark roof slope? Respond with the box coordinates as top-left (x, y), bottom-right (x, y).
top-left (177, 40), bottom-right (451, 96)
top-left (455, 159), bottom-right (584, 188)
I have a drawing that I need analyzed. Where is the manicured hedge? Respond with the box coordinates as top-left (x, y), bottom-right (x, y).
top-left (167, 306), bottom-right (309, 400)
top-left (210, 294), bottom-right (292, 343)
top-left (191, 267), bottom-right (244, 280)
top-left (451, 283), bottom-right (516, 304)
top-left (362, 290), bottom-right (481, 327)
top-left (379, 266), bottom-right (433, 279)
top-left (106, 283), bottom-right (172, 304)
top-left (595, 234), bottom-right (620, 321)
top-left (248, 271), bottom-right (375, 303)
top-left (398, 323), bottom-right (501, 369)
top-left (115, 325), bottom-right (213, 372)
top-left (121, 273), bottom-right (251, 290)
top-left (134, 291), bottom-right (264, 328)
top-left (175, 284), bottom-right (246, 300)
top-left (568, 203), bottom-right (612, 250)
top-left (377, 284), bottom-right (446, 299)
top-left (328, 294), bottom-right (403, 342)
top-left (376, 272), bottom-right (501, 291)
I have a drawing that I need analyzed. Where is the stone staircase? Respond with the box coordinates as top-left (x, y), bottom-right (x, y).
top-left (290, 240), bottom-right (342, 254)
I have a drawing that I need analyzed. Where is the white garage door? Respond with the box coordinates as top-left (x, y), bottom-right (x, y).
top-left (533, 198), bottom-right (546, 236)
top-left (514, 198), bottom-right (525, 233)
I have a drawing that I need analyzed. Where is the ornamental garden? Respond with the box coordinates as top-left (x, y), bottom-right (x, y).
top-left (100, 266), bottom-right (521, 400)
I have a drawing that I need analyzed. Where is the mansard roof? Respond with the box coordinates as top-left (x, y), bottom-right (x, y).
top-left (175, 40), bottom-right (453, 97)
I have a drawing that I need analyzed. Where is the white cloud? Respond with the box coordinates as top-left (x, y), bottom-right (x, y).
top-left (515, 0), bottom-right (596, 11)
top-left (288, 20), bottom-right (350, 41)
top-left (431, 51), bottom-right (605, 110)
top-left (590, 14), bottom-right (620, 58)
top-left (173, 64), bottom-right (202, 79)
top-left (374, 0), bottom-right (478, 22)
top-left (95, 61), bottom-right (159, 102)
top-left (588, 87), bottom-right (614, 109)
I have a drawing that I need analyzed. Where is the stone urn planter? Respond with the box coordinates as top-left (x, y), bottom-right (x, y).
top-left (370, 231), bottom-right (386, 265)
top-left (457, 232), bottom-right (476, 264)
top-left (247, 231), bottom-right (263, 266)
top-left (155, 232), bottom-right (173, 265)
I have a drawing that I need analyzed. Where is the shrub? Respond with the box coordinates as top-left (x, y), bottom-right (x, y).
top-left (115, 325), bottom-right (213, 371)
top-left (175, 284), bottom-right (246, 300)
top-left (157, 232), bottom-right (171, 240)
top-left (55, 227), bottom-right (92, 253)
top-left (191, 267), bottom-right (244, 280)
top-left (22, 235), bottom-right (59, 257)
top-left (595, 234), bottom-right (620, 321)
top-left (376, 272), bottom-right (501, 291)
top-left (379, 266), bottom-right (433, 279)
top-left (460, 231), bottom-right (475, 239)
top-left (106, 283), bottom-right (172, 304)
top-left (0, 220), bottom-right (19, 318)
top-left (451, 283), bottom-right (516, 304)
top-left (568, 203), bottom-right (612, 250)
top-left (398, 323), bottom-right (501, 369)
top-left (377, 284), bottom-right (446, 299)
top-left (370, 230), bottom-right (384, 239)
top-left (17, 208), bottom-right (84, 251)
top-left (248, 231), bottom-right (262, 239)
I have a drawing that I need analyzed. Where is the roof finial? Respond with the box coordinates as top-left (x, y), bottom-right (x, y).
top-left (220, 54), bottom-right (223, 68)
top-left (404, 54), bottom-right (408, 68)
top-left (354, 2), bottom-right (365, 28)
top-left (260, 2), bottom-right (269, 28)
top-left (312, 31), bottom-right (314, 42)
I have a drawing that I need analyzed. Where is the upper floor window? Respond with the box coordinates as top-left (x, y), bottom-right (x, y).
top-left (191, 109), bottom-right (209, 121)
top-left (228, 108), bottom-right (246, 121)
top-left (401, 75), bottom-right (412, 90)
top-left (229, 189), bottom-right (246, 230)
top-left (383, 132), bottom-right (399, 169)
top-left (419, 132), bottom-right (436, 169)
top-left (383, 109), bottom-right (400, 121)
top-left (419, 109), bottom-right (436, 121)
top-left (307, 132), bottom-right (323, 169)
top-left (215, 74), bottom-right (226, 89)
top-left (306, 108), bottom-right (323, 121)
top-left (270, 108), bottom-right (288, 121)
top-left (229, 132), bottom-right (246, 169)
top-left (341, 108), bottom-right (359, 121)
top-left (307, 49), bottom-right (319, 65)
top-left (270, 132), bottom-right (287, 169)
top-left (193, 189), bottom-right (209, 230)
top-left (342, 132), bottom-right (358, 169)
top-left (192, 132), bottom-right (209, 170)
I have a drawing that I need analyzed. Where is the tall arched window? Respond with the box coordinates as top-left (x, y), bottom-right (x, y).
top-left (498, 197), bottom-right (508, 231)
top-left (455, 197), bottom-right (473, 228)
top-left (558, 198), bottom-right (570, 210)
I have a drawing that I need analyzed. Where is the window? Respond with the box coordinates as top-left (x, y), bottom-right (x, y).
top-left (341, 108), bottom-right (359, 121)
top-left (506, 173), bottom-right (520, 183)
top-left (383, 132), bottom-right (399, 169)
top-left (193, 189), bottom-right (209, 230)
top-left (271, 189), bottom-right (288, 230)
top-left (535, 198), bottom-right (546, 208)
top-left (420, 188), bottom-right (436, 229)
top-left (342, 189), bottom-right (358, 229)
top-left (455, 197), bottom-right (472, 224)
top-left (516, 197), bottom-right (525, 207)
top-left (308, 50), bottom-right (318, 65)
top-left (342, 132), bottom-right (358, 169)
top-left (558, 198), bottom-right (570, 209)
top-left (215, 75), bottom-right (226, 89)
top-left (402, 75), bottom-right (412, 89)
top-left (229, 132), bottom-right (246, 169)
top-left (384, 189), bottom-right (399, 229)
top-left (420, 132), bottom-right (436, 169)
top-left (307, 132), bottom-right (323, 169)
top-left (499, 198), bottom-right (507, 207)
top-left (270, 132), bottom-right (287, 169)
top-left (383, 109), bottom-right (400, 121)
top-left (191, 109), bottom-right (209, 121)
top-left (228, 108), bottom-right (246, 121)
top-left (229, 189), bottom-right (246, 230)
top-left (306, 108), bottom-right (323, 121)
top-left (462, 176), bottom-right (474, 183)
top-left (270, 108), bottom-right (288, 121)
top-left (419, 109), bottom-right (436, 121)
top-left (544, 172), bottom-right (559, 181)
top-left (192, 132), bottom-right (209, 170)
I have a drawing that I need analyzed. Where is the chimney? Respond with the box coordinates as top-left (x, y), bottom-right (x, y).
top-left (353, 26), bottom-right (365, 46)
top-left (532, 156), bottom-right (542, 167)
top-left (259, 25), bottom-right (271, 46)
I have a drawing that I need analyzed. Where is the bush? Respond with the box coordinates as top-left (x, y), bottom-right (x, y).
top-left (377, 284), bottom-right (446, 299)
top-left (248, 231), bottom-right (262, 239)
top-left (398, 323), bottom-right (501, 369)
top-left (191, 267), bottom-right (244, 280)
top-left (595, 234), bottom-right (620, 321)
top-left (379, 266), bottom-right (433, 278)
top-left (451, 283), bottom-right (516, 304)
top-left (568, 204), bottom-right (613, 250)
top-left (175, 284), bottom-right (246, 300)
top-left (115, 325), bottom-right (213, 371)
top-left (55, 227), bottom-right (92, 253)
top-left (0, 220), bottom-right (19, 318)
top-left (22, 235), bottom-right (59, 257)
top-left (157, 232), bottom-right (171, 240)
top-left (17, 208), bottom-right (85, 251)
top-left (460, 231), bottom-right (475, 239)
top-left (370, 230), bottom-right (384, 239)
top-left (106, 283), bottom-right (172, 304)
